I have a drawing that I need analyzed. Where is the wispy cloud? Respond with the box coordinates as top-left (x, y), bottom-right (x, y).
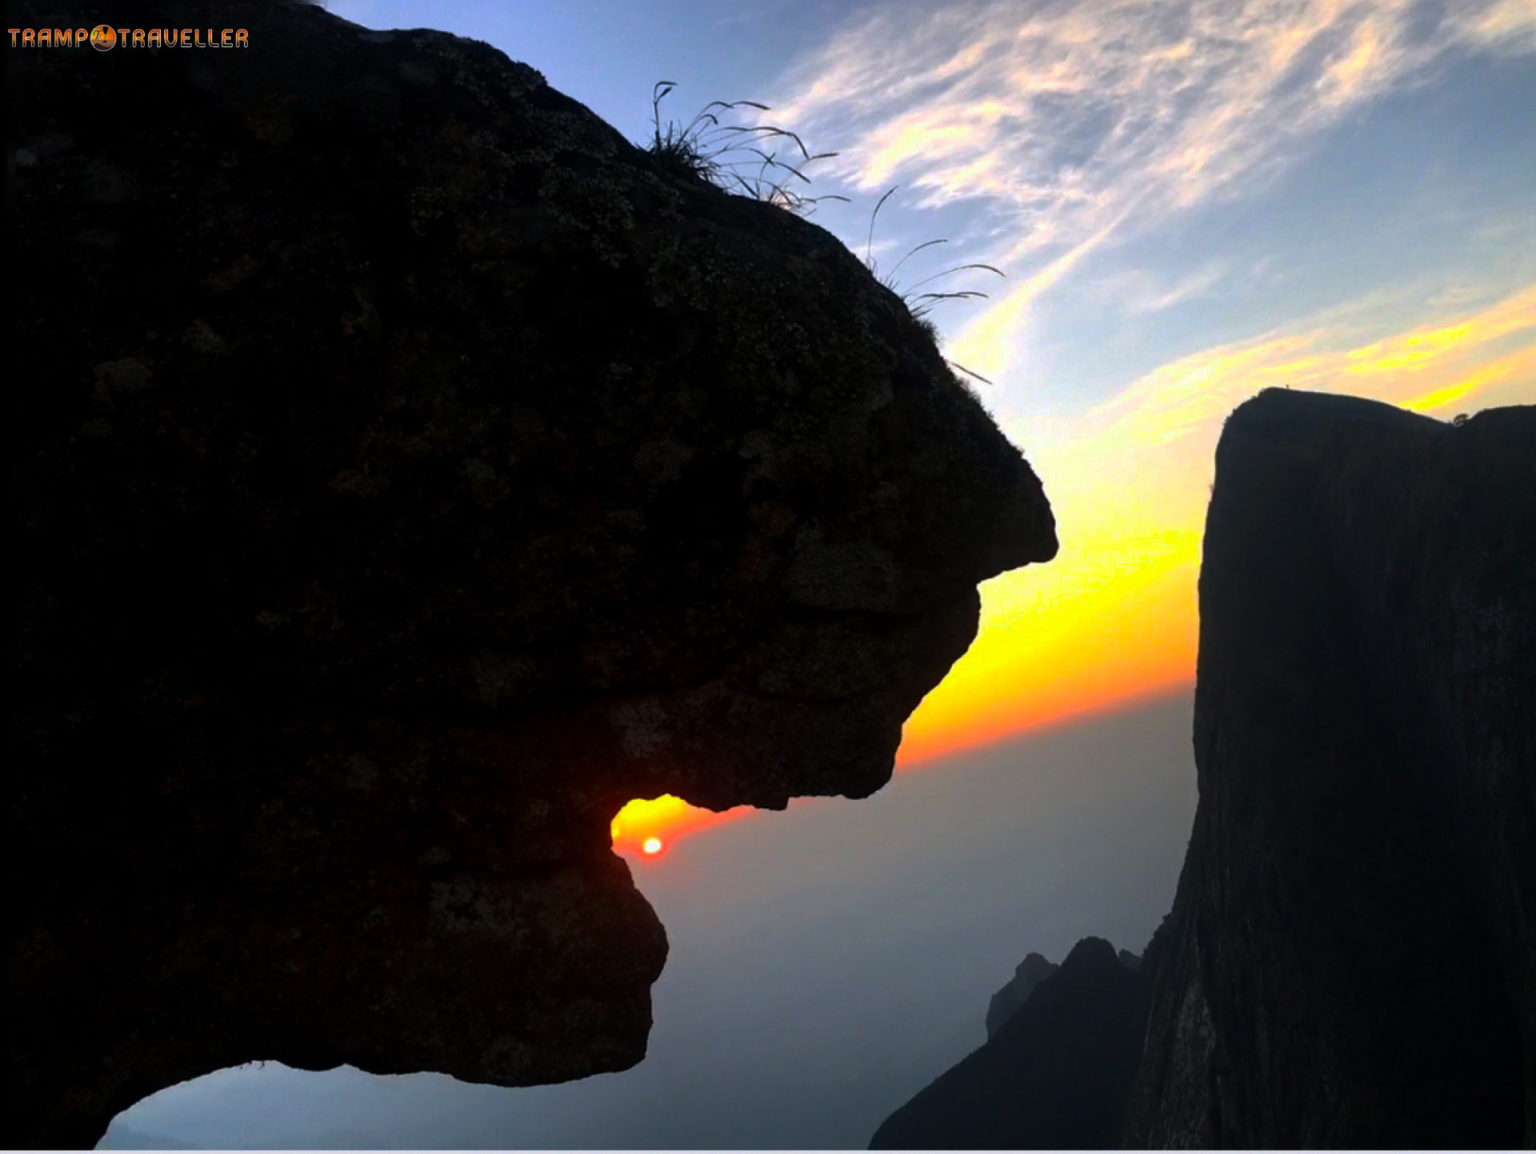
top-left (1457, 0), bottom-right (1536, 51)
top-left (1084, 260), bottom-right (1232, 316)
top-left (1087, 280), bottom-right (1536, 449)
top-left (945, 213), bottom-right (1123, 381)
top-left (767, 0), bottom-right (1536, 264)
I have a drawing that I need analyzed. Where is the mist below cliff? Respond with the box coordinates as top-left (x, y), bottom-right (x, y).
top-left (102, 693), bottom-right (1195, 1149)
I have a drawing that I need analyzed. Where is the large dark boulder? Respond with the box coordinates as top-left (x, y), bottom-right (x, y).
top-left (7, 1), bottom-right (1056, 1145)
top-left (1126, 390), bottom-right (1534, 1148)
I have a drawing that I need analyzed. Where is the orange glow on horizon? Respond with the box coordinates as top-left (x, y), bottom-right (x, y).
top-left (604, 284), bottom-right (1532, 863)
top-left (897, 527), bottom-right (1200, 767)
top-left (611, 793), bottom-right (757, 861)
top-left (607, 540), bottom-right (1199, 860)
top-left (608, 529), bottom-right (1203, 858)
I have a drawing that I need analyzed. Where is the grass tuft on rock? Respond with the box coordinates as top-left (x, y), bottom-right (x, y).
top-left (640, 83), bottom-right (1003, 386)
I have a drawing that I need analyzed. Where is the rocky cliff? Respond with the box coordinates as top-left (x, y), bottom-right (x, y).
top-left (1128, 390), bottom-right (1534, 1148)
top-left (870, 390), bottom-right (1534, 1149)
top-left (7, 1), bottom-right (1056, 1145)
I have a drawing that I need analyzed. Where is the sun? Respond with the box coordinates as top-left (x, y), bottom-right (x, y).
top-left (642, 836), bottom-right (663, 855)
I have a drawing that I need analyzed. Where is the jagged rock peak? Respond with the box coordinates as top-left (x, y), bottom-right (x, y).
top-left (873, 936), bottom-right (1147, 1149)
top-left (987, 942), bottom-right (1142, 1039)
top-left (986, 951), bottom-right (1061, 1039)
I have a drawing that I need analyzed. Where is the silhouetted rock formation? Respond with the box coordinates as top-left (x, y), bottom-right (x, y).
top-left (985, 952), bottom-right (1059, 1039)
top-left (983, 948), bottom-right (1140, 1041)
top-left (872, 938), bottom-right (1146, 1149)
top-left (7, 1), bottom-right (1056, 1145)
top-left (870, 390), bottom-right (1534, 1150)
top-left (1127, 390), bottom-right (1534, 1148)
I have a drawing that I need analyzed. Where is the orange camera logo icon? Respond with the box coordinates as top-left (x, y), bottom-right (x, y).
top-left (8, 23), bottom-right (249, 49)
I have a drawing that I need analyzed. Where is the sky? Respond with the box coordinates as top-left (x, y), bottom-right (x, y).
top-left (105, 0), bottom-right (1534, 1146)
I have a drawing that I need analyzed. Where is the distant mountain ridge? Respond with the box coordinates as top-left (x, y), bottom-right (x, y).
top-left (872, 937), bottom-right (1147, 1149)
top-left (984, 952), bottom-right (1058, 1039)
top-left (872, 391), bottom-right (1535, 1149)
top-left (984, 946), bottom-right (1141, 1041)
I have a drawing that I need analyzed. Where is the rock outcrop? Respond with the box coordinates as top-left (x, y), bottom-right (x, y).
top-left (869, 390), bottom-right (1534, 1149)
top-left (872, 938), bottom-right (1146, 1149)
top-left (1127, 390), bottom-right (1534, 1148)
top-left (7, 1), bottom-right (1056, 1145)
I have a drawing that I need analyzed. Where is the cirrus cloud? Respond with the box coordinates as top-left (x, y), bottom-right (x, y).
top-left (765, 0), bottom-right (1536, 264)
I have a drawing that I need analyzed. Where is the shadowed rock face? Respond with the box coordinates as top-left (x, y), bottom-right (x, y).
top-left (1127, 390), bottom-right (1535, 1148)
top-left (7, 1), bottom-right (1056, 1145)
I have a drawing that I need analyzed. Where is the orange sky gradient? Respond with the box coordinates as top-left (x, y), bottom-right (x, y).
top-left (613, 282), bottom-right (1533, 861)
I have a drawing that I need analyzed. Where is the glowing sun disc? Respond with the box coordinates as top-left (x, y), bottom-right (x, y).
top-left (642, 837), bottom-right (663, 855)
